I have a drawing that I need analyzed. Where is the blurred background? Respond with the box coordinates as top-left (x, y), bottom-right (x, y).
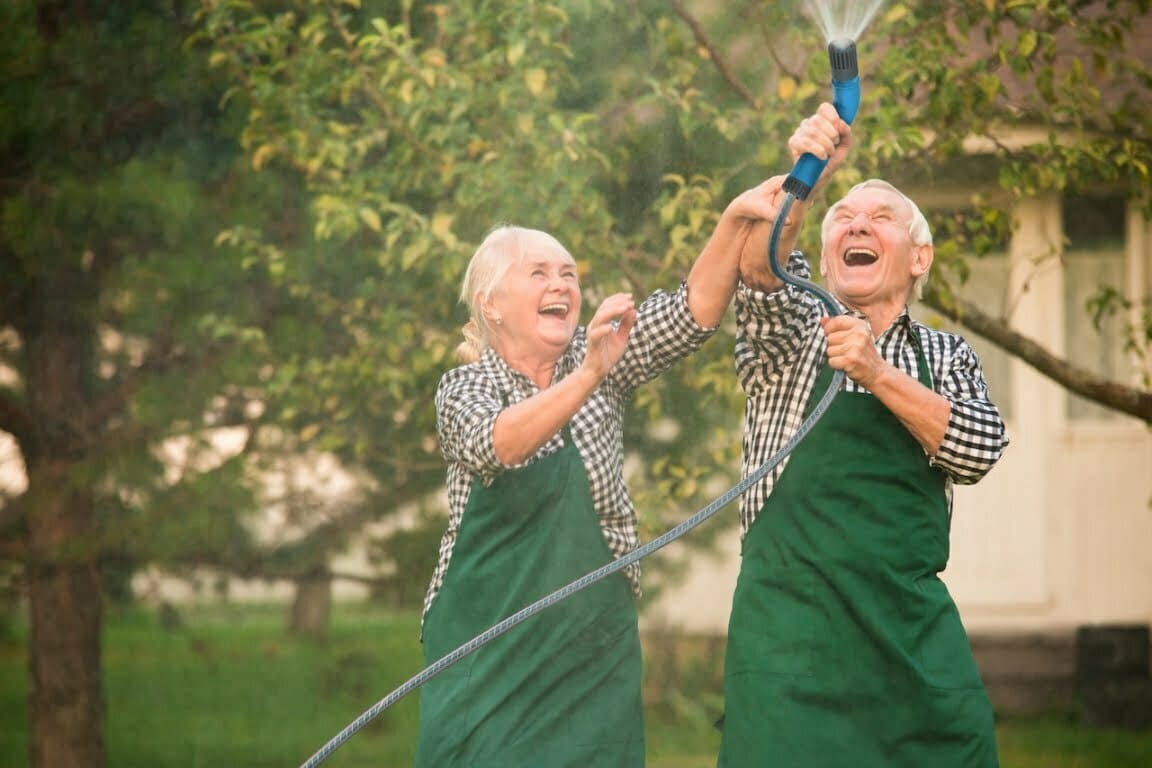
top-left (1, 1), bottom-right (1150, 766)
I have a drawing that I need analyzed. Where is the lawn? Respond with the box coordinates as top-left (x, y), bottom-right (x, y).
top-left (1, 602), bottom-right (1149, 767)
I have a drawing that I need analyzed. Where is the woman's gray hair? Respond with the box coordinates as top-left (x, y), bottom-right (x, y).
top-left (820, 179), bottom-right (933, 300)
top-left (455, 225), bottom-right (576, 363)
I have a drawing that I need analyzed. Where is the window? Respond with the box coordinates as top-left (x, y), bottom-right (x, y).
top-left (1062, 195), bottom-right (1128, 422)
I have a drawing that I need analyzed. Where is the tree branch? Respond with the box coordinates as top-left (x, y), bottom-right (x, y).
top-left (667, 0), bottom-right (760, 110)
top-left (922, 286), bottom-right (1152, 424)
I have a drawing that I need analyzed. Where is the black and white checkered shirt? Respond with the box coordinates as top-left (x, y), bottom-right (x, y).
top-left (424, 283), bottom-right (715, 618)
top-left (736, 251), bottom-right (1009, 536)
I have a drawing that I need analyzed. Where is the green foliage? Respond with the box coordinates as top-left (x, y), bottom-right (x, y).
top-left (364, 505), bottom-right (443, 608)
top-left (187, 0), bottom-right (1152, 562)
top-left (0, 1), bottom-right (277, 577)
top-left (192, 0), bottom-right (757, 537)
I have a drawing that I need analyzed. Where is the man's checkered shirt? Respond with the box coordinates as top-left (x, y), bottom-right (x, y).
top-left (736, 251), bottom-right (1009, 536)
top-left (424, 283), bottom-right (715, 619)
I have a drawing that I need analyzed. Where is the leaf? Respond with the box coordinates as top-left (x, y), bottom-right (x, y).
top-left (884, 4), bottom-right (910, 23)
top-left (1018, 29), bottom-right (1038, 58)
top-left (430, 212), bottom-right (454, 240)
top-left (777, 75), bottom-right (797, 101)
top-left (399, 79), bottom-right (416, 104)
top-left (251, 144), bottom-right (275, 171)
top-left (507, 41), bottom-right (526, 67)
top-left (359, 207), bottom-right (382, 232)
top-left (525, 68), bottom-right (547, 97)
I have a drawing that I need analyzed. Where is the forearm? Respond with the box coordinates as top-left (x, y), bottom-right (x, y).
top-left (491, 366), bottom-right (600, 464)
top-left (685, 215), bottom-right (751, 328)
top-left (867, 364), bottom-right (951, 455)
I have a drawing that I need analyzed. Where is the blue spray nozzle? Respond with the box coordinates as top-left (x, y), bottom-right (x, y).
top-left (783, 39), bottom-right (860, 200)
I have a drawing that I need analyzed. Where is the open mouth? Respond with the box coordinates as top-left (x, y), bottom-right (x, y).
top-left (539, 302), bottom-right (570, 317)
top-left (844, 247), bottom-right (878, 267)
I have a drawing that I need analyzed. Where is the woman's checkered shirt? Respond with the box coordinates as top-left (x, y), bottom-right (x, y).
top-left (424, 283), bottom-right (715, 619)
top-left (736, 251), bottom-right (1010, 536)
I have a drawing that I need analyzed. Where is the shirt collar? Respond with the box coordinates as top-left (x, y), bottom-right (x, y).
top-left (479, 343), bottom-right (576, 395)
top-left (842, 306), bottom-right (912, 339)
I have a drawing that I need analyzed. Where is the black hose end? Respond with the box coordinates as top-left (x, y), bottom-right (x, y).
top-left (828, 38), bottom-right (858, 82)
top-left (782, 175), bottom-right (812, 201)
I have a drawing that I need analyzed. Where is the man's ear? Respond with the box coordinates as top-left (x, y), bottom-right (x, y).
top-left (911, 244), bottom-right (933, 280)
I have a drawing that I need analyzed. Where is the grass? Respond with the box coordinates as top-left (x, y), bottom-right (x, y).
top-left (1, 602), bottom-right (1149, 767)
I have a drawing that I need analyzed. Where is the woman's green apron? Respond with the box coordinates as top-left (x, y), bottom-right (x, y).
top-left (415, 426), bottom-right (644, 767)
top-left (719, 335), bottom-right (999, 768)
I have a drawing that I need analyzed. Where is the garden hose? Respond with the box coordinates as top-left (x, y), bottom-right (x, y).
top-left (299, 37), bottom-right (861, 768)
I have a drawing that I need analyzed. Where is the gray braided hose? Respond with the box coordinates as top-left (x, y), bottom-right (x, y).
top-left (299, 191), bottom-right (844, 768)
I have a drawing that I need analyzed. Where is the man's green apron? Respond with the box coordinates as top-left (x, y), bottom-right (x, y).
top-left (719, 335), bottom-right (999, 768)
top-left (415, 426), bottom-right (645, 767)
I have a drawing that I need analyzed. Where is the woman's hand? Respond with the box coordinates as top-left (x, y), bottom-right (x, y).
top-left (582, 292), bottom-right (636, 380)
top-left (730, 176), bottom-right (793, 292)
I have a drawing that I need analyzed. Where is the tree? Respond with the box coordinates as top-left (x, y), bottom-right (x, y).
top-left (196, 0), bottom-right (1152, 599)
top-left (198, 0), bottom-right (1151, 534)
top-left (195, 0), bottom-right (746, 599)
top-left (0, 3), bottom-right (286, 765)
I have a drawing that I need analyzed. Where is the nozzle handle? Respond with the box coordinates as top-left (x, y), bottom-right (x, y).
top-left (782, 76), bottom-right (859, 200)
top-left (783, 39), bottom-right (860, 200)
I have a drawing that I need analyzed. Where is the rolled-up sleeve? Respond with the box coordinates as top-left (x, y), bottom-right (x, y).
top-left (435, 367), bottom-right (503, 474)
top-left (610, 282), bottom-right (716, 392)
top-left (931, 340), bottom-right (1010, 483)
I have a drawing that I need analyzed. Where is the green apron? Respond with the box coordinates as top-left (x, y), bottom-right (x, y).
top-left (415, 426), bottom-right (645, 767)
top-left (719, 336), bottom-right (998, 768)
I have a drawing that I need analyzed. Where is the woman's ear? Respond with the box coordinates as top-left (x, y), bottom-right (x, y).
top-left (479, 292), bottom-right (502, 327)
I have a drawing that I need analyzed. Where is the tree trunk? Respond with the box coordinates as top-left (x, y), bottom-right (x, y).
top-left (26, 462), bottom-right (104, 768)
top-left (21, 303), bottom-right (105, 768)
top-left (290, 569), bottom-right (332, 640)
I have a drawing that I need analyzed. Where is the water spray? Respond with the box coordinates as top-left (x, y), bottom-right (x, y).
top-left (299, 25), bottom-right (867, 768)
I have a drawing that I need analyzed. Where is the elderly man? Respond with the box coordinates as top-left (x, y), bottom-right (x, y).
top-left (718, 105), bottom-right (1010, 768)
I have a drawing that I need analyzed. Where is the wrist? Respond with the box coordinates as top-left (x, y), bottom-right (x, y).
top-left (573, 360), bottom-right (606, 390)
top-left (861, 360), bottom-right (896, 393)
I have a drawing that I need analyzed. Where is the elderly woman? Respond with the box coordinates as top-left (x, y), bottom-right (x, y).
top-left (414, 164), bottom-right (811, 766)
